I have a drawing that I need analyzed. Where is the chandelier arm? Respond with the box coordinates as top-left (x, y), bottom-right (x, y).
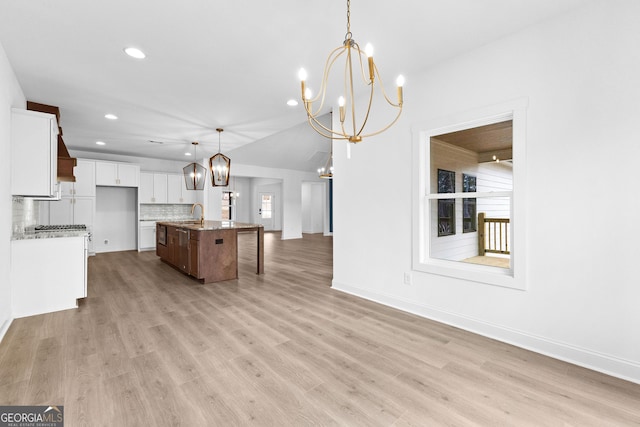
top-left (346, 46), bottom-right (358, 138)
top-left (373, 63), bottom-right (403, 108)
top-left (356, 77), bottom-right (376, 137)
top-left (307, 115), bottom-right (349, 140)
top-left (352, 42), bottom-right (371, 85)
top-left (359, 106), bottom-right (403, 139)
top-left (305, 46), bottom-right (345, 116)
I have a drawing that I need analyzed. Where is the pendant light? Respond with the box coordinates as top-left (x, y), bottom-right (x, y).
top-left (183, 142), bottom-right (207, 190)
top-left (209, 128), bottom-right (231, 187)
top-left (298, 0), bottom-right (404, 143)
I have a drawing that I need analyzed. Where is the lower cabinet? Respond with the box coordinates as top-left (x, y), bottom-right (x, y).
top-left (11, 235), bottom-right (88, 318)
top-left (138, 221), bottom-right (156, 251)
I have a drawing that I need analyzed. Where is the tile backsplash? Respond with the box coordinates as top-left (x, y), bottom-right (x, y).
top-left (12, 196), bottom-right (40, 235)
top-left (139, 204), bottom-right (195, 221)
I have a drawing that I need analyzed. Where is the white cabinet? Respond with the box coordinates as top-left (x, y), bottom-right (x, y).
top-left (49, 197), bottom-right (95, 226)
top-left (96, 161), bottom-right (139, 187)
top-left (59, 159), bottom-right (96, 197)
top-left (167, 174), bottom-right (195, 204)
top-left (139, 172), bottom-right (168, 203)
top-left (43, 159), bottom-right (96, 226)
top-left (11, 235), bottom-right (88, 318)
top-left (139, 221), bottom-right (157, 250)
top-left (11, 109), bottom-right (59, 197)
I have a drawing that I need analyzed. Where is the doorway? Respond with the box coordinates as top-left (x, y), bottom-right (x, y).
top-left (258, 192), bottom-right (275, 230)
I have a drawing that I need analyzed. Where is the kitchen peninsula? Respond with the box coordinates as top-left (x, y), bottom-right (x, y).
top-left (156, 220), bottom-right (264, 283)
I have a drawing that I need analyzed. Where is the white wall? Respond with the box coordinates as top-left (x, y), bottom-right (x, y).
top-left (302, 182), bottom-right (325, 234)
top-left (333, 0), bottom-right (640, 383)
top-left (0, 42), bottom-right (25, 340)
top-left (94, 187), bottom-right (138, 253)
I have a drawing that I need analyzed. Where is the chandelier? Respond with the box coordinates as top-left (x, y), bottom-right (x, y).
top-left (298, 0), bottom-right (404, 143)
top-left (318, 140), bottom-right (334, 179)
top-left (209, 128), bottom-right (230, 187)
top-left (183, 142), bottom-right (207, 190)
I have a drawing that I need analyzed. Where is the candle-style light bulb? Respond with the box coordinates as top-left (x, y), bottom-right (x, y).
top-left (338, 96), bottom-right (346, 123)
top-left (364, 43), bottom-right (374, 58)
top-left (365, 43), bottom-right (375, 81)
top-left (299, 68), bottom-right (308, 101)
top-left (396, 75), bottom-right (405, 105)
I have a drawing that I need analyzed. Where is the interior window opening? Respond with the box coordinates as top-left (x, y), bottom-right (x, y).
top-left (429, 120), bottom-right (513, 270)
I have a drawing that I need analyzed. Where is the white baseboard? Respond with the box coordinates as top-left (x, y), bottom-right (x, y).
top-left (332, 280), bottom-right (640, 385)
top-left (0, 316), bottom-right (13, 344)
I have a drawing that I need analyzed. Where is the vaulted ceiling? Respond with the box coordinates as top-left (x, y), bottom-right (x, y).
top-left (0, 0), bottom-right (588, 171)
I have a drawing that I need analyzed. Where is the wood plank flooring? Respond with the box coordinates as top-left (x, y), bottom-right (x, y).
top-left (1, 231), bottom-right (640, 426)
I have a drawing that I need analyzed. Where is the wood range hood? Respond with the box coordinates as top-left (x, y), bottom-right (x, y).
top-left (27, 101), bottom-right (77, 182)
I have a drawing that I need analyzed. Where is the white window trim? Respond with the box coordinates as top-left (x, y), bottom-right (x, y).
top-left (411, 98), bottom-right (528, 290)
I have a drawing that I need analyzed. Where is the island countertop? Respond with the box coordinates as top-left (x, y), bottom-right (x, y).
top-left (156, 220), bottom-right (263, 232)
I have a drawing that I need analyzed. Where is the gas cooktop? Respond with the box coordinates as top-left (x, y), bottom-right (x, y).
top-left (34, 224), bottom-right (87, 232)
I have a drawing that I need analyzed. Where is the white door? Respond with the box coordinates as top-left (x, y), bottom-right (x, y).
top-left (258, 193), bottom-right (274, 230)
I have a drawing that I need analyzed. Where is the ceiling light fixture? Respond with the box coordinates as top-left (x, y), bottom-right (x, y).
top-left (183, 142), bottom-right (207, 190)
top-left (95, 141), bottom-right (106, 146)
top-left (298, 0), bottom-right (404, 143)
top-left (104, 113), bottom-right (118, 120)
top-left (124, 47), bottom-right (146, 59)
top-left (318, 140), bottom-right (334, 179)
top-left (209, 128), bottom-right (231, 187)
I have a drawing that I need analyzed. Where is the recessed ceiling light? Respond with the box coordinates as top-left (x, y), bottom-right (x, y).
top-left (96, 141), bottom-right (106, 146)
top-left (287, 99), bottom-right (299, 106)
top-left (124, 47), bottom-right (146, 59)
top-left (105, 113), bottom-right (118, 120)
top-left (185, 152), bottom-right (192, 156)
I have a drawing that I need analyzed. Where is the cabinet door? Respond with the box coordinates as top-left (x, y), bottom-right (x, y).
top-left (153, 174), bottom-right (168, 203)
top-left (166, 174), bottom-right (183, 203)
top-left (11, 109), bottom-right (58, 197)
top-left (139, 172), bottom-right (155, 203)
top-left (189, 238), bottom-right (199, 277)
top-left (117, 164), bottom-right (139, 187)
top-left (59, 181), bottom-right (74, 197)
top-left (181, 182), bottom-right (196, 204)
top-left (49, 197), bottom-right (74, 224)
top-left (95, 162), bottom-right (118, 186)
top-left (140, 226), bottom-right (156, 249)
top-left (74, 160), bottom-right (96, 197)
top-left (73, 197), bottom-right (95, 226)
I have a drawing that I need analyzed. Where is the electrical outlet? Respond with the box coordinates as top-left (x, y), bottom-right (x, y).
top-left (403, 272), bottom-right (412, 285)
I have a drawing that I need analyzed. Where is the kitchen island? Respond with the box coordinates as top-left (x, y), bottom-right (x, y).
top-left (156, 220), bottom-right (264, 283)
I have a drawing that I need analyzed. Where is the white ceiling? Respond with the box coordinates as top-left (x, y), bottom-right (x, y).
top-left (0, 0), bottom-right (589, 171)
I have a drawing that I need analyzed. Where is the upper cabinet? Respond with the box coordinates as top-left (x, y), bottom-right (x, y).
top-left (95, 161), bottom-right (139, 187)
top-left (139, 172), bottom-right (168, 203)
top-left (167, 173), bottom-right (195, 204)
top-left (140, 172), bottom-right (195, 204)
top-left (11, 109), bottom-right (59, 197)
top-left (59, 160), bottom-right (96, 197)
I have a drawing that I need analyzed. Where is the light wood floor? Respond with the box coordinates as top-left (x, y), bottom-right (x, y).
top-left (1, 232), bottom-right (639, 426)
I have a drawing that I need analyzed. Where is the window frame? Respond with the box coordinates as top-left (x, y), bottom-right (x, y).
top-left (411, 98), bottom-right (528, 290)
top-left (222, 190), bottom-right (234, 221)
top-left (462, 173), bottom-right (477, 234)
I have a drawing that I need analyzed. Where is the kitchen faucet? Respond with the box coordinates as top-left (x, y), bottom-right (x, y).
top-left (191, 203), bottom-right (204, 226)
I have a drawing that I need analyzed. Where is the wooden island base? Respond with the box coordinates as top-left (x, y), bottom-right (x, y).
top-left (156, 220), bottom-right (264, 283)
